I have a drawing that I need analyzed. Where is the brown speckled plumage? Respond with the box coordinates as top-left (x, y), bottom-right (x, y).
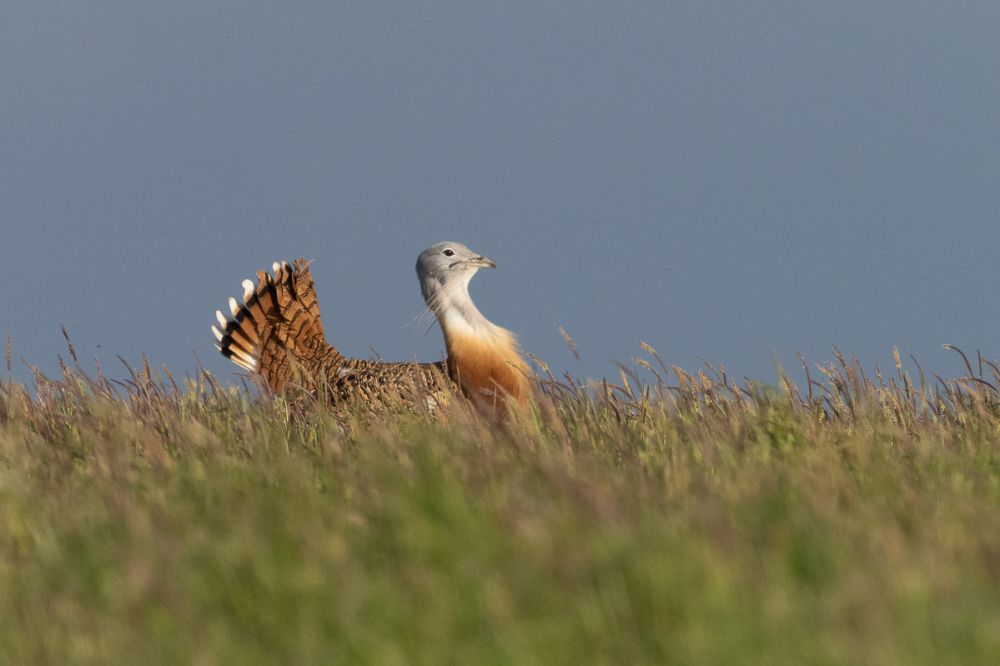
top-left (213, 259), bottom-right (451, 411)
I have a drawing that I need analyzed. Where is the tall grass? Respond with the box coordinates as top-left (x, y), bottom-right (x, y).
top-left (3, 336), bottom-right (1000, 664)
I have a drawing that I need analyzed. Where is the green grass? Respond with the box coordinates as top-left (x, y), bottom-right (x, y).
top-left (3, 345), bottom-right (1000, 664)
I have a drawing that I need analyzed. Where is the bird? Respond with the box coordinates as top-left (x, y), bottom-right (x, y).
top-left (212, 258), bottom-right (450, 411)
top-left (212, 243), bottom-right (529, 413)
top-left (416, 242), bottom-right (530, 408)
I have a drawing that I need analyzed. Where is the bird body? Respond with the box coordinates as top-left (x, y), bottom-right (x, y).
top-left (213, 259), bottom-right (449, 411)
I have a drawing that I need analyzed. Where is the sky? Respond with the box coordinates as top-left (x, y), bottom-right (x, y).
top-left (3, 2), bottom-right (1000, 388)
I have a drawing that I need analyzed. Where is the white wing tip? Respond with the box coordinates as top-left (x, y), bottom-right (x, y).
top-left (216, 310), bottom-right (227, 328)
top-left (228, 297), bottom-right (239, 316)
top-left (242, 279), bottom-right (254, 300)
top-left (211, 325), bottom-right (223, 342)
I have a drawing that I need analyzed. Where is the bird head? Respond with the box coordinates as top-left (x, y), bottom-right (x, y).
top-left (416, 241), bottom-right (496, 302)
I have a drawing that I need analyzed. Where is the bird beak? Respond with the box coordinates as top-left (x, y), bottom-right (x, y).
top-left (472, 255), bottom-right (497, 269)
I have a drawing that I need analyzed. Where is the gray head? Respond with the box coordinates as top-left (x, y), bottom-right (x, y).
top-left (416, 241), bottom-right (496, 305)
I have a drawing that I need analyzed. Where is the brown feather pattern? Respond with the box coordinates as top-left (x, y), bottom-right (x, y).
top-left (214, 259), bottom-right (450, 411)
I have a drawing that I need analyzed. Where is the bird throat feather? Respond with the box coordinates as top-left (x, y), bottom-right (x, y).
top-left (427, 278), bottom-right (529, 403)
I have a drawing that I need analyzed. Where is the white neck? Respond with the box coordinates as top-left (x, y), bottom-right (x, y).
top-left (423, 272), bottom-right (508, 341)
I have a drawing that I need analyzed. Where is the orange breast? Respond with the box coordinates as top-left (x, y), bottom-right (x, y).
top-left (444, 330), bottom-right (529, 407)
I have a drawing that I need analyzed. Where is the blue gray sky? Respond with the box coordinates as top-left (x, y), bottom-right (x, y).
top-left (4, 2), bottom-right (1000, 386)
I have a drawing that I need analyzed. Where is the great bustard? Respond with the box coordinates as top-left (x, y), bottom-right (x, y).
top-left (212, 243), bottom-right (528, 410)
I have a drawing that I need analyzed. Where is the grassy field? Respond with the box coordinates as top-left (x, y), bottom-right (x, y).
top-left (3, 342), bottom-right (1000, 664)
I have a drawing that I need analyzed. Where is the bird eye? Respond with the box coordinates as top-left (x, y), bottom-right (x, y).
top-left (443, 249), bottom-right (454, 257)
